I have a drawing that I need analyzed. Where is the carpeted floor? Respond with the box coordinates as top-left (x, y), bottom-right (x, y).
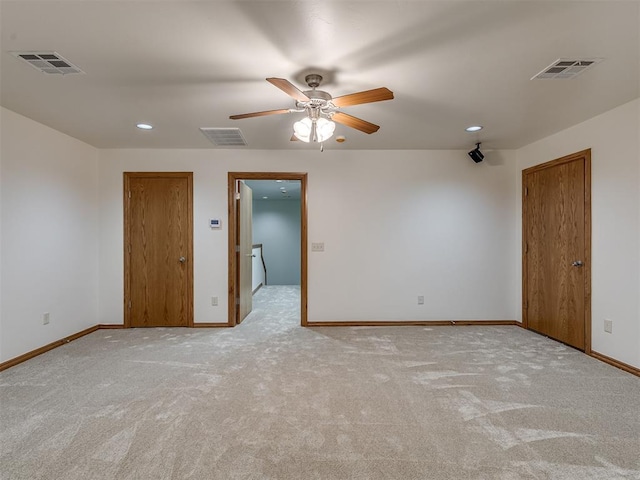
top-left (1, 285), bottom-right (639, 480)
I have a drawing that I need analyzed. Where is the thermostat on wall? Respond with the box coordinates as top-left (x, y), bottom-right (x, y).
top-left (210, 218), bottom-right (221, 229)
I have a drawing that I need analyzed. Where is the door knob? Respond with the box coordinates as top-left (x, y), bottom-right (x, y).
top-left (245, 254), bottom-right (256, 257)
top-left (179, 256), bottom-right (186, 263)
top-left (571, 260), bottom-right (584, 267)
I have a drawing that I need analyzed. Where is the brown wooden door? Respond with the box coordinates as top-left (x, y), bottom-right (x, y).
top-left (124, 172), bottom-right (193, 327)
top-left (237, 181), bottom-right (253, 324)
top-left (523, 150), bottom-right (590, 350)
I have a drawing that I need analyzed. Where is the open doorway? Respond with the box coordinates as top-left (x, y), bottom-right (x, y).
top-left (227, 172), bottom-right (308, 327)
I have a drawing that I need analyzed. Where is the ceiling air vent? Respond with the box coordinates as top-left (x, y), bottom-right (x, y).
top-left (531, 58), bottom-right (603, 80)
top-left (200, 128), bottom-right (248, 146)
top-left (11, 52), bottom-right (84, 75)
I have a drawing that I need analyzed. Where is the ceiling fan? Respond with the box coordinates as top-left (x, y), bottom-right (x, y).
top-left (229, 74), bottom-right (394, 144)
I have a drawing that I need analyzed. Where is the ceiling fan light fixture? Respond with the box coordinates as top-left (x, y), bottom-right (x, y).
top-left (293, 117), bottom-right (312, 143)
top-left (316, 117), bottom-right (335, 142)
top-left (293, 116), bottom-right (335, 143)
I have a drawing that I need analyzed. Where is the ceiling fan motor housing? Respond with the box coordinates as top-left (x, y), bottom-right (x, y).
top-left (302, 89), bottom-right (332, 103)
top-left (297, 90), bottom-right (333, 117)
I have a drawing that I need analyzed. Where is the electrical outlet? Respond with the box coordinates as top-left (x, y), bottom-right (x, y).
top-left (43, 312), bottom-right (50, 325)
top-left (417, 296), bottom-right (424, 305)
top-left (211, 296), bottom-right (218, 306)
top-left (312, 242), bottom-right (325, 252)
top-left (604, 319), bottom-right (613, 333)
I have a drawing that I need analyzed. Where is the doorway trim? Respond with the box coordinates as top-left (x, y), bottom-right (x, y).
top-left (227, 172), bottom-right (308, 327)
top-left (123, 172), bottom-right (194, 328)
top-left (522, 149), bottom-right (591, 352)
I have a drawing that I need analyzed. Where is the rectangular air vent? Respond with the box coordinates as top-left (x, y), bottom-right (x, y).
top-left (531, 58), bottom-right (603, 80)
top-left (200, 128), bottom-right (248, 146)
top-left (11, 52), bottom-right (84, 75)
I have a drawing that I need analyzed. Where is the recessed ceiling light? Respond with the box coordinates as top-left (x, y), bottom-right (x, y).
top-left (275, 180), bottom-right (283, 183)
top-left (136, 123), bottom-right (153, 130)
top-left (279, 187), bottom-right (286, 191)
top-left (465, 125), bottom-right (483, 132)
top-left (262, 196), bottom-right (268, 199)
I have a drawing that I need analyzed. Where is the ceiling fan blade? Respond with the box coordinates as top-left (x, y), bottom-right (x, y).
top-left (332, 112), bottom-right (380, 134)
top-left (229, 109), bottom-right (291, 120)
top-left (266, 78), bottom-right (310, 102)
top-left (332, 87), bottom-right (394, 107)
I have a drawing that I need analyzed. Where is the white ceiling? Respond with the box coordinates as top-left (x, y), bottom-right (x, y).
top-left (1, 1), bottom-right (638, 151)
top-left (244, 180), bottom-right (301, 201)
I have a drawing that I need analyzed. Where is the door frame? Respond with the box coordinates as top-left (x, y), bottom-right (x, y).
top-left (522, 149), bottom-right (591, 352)
top-left (123, 172), bottom-right (194, 328)
top-left (228, 172), bottom-right (308, 327)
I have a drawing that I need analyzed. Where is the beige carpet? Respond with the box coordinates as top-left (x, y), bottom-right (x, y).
top-left (1, 285), bottom-right (639, 480)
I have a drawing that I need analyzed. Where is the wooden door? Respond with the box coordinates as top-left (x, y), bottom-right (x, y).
top-left (237, 181), bottom-right (253, 323)
top-left (124, 172), bottom-right (193, 327)
top-left (523, 150), bottom-right (590, 350)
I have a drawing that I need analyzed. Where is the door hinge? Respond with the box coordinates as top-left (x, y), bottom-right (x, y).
top-left (524, 187), bottom-right (528, 196)
top-left (236, 297), bottom-right (240, 306)
top-left (236, 245), bottom-right (240, 253)
top-left (128, 191), bottom-right (131, 199)
top-left (128, 300), bottom-right (132, 309)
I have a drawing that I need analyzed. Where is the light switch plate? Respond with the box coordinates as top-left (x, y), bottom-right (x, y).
top-left (312, 242), bottom-right (325, 252)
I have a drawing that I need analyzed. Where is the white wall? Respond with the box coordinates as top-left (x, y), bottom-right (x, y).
top-left (0, 107), bottom-right (3, 361)
top-left (253, 199), bottom-right (301, 285)
top-left (252, 245), bottom-right (265, 292)
top-left (516, 98), bottom-right (640, 369)
top-left (0, 105), bottom-right (3, 361)
top-left (7, 100), bottom-right (638, 372)
top-left (0, 108), bottom-right (99, 362)
top-left (3, 101), bottom-right (638, 371)
top-left (8, 101), bottom-right (639, 371)
top-left (97, 148), bottom-right (518, 326)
